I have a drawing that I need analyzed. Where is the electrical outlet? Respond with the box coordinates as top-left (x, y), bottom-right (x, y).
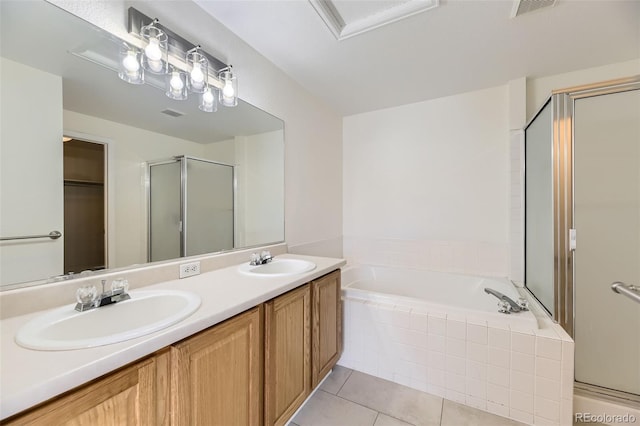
top-left (179, 261), bottom-right (200, 279)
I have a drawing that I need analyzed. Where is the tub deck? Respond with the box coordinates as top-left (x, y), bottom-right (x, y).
top-left (341, 265), bottom-right (538, 330)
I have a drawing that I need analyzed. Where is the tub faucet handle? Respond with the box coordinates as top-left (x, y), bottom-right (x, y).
top-left (497, 300), bottom-right (512, 314)
top-left (517, 297), bottom-right (529, 311)
top-left (484, 287), bottom-right (526, 313)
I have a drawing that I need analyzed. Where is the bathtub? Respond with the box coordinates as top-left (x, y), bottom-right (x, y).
top-left (341, 265), bottom-right (538, 330)
top-left (338, 264), bottom-right (574, 425)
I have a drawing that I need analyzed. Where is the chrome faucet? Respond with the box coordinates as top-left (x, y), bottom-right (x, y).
top-left (75, 279), bottom-right (131, 312)
top-left (484, 288), bottom-right (528, 314)
top-left (249, 250), bottom-right (273, 266)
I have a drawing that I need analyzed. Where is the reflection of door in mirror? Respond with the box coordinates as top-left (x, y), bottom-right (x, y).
top-left (63, 139), bottom-right (106, 274)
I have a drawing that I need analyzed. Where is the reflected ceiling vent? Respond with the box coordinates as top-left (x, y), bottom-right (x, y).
top-left (161, 108), bottom-right (185, 118)
top-left (511, 0), bottom-right (556, 18)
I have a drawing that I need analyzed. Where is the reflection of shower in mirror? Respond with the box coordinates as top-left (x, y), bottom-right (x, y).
top-left (148, 156), bottom-right (234, 262)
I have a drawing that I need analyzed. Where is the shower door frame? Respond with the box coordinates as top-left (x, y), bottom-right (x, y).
top-left (552, 76), bottom-right (640, 404)
top-left (146, 155), bottom-right (236, 261)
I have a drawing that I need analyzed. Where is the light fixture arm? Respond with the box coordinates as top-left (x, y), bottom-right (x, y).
top-left (187, 45), bottom-right (202, 55)
top-left (142, 18), bottom-right (161, 32)
top-left (127, 7), bottom-right (229, 73)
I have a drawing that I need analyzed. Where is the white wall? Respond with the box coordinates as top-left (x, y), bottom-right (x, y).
top-left (205, 131), bottom-right (285, 249)
top-left (343, 85), bottom-right (510, 277)
top-left (203, 138), bottom-right (235, 165)
top-left (234, 130), bottom-right (284, 248)
top-left (49, 0), bottom-right (343, 259)
top-left (1, 58), bottom-right (64, 286)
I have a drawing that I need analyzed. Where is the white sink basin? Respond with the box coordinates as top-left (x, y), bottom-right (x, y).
top-left (238, 258), bottom-right (316, 277)
top-left (15, 290), bottom-right (201, 351)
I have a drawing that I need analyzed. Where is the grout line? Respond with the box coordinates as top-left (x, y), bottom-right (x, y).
top-left (335, 368), bottom-right (354, 396)
top-left (372, 412), bottom-right (380, 426)
top-left (329, 388), bottom-right (414, 425)
top-left (384, 413), bottom-right (418, 426)
top-left (439, 398), bottom-right (444, 426)
top-left (326, 390), bottom-right (381, 415)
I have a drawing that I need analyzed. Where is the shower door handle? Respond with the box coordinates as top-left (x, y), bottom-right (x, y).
top-left (611, 281), bottom-right (640, 305)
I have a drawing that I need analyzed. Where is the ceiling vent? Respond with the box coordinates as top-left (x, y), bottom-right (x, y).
top-left (161, 109), bottom-right (185, 118)
top-left (511, 0), bottom-right (556, 18)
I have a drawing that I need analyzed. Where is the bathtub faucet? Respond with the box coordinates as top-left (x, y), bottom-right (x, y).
top-left (484, 288), bottom-right (528, 314)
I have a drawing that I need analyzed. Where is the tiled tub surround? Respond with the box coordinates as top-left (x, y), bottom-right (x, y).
top-left (343, 237), bottom-right (509, 278)
top-left (338, 265), bottom-right (574, 425)
top-left (0, 253), bottom-right (345, 420)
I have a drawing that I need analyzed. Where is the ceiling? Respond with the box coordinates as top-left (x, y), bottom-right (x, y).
top-left (195, 0), bottom-right (640, 116)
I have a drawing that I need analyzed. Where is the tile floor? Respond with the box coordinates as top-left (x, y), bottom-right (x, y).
top-left (291, 366), bottom-right (526, 426)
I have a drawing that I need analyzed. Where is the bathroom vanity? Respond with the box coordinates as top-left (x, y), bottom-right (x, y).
top-left (0, 255), bottom-right (344, 425)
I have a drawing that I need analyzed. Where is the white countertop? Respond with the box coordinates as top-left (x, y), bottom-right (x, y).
top-left (0, 254), bottom-right (345, 420)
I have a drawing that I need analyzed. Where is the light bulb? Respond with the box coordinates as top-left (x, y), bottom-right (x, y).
top-left (122, 52), bottom-right (140, 75)
top-left (191, 64), bottom-right (205, 84)
top-left (170, 72), bottom-right (184, 93)
top-left (144, 38), bottom-right (164, 73)
top-left (202, 89), bottom-right (214, 106)
top-left (144, 38), bottom-right (162, 61)
top-left (222, 80), bottom-right (235, 99)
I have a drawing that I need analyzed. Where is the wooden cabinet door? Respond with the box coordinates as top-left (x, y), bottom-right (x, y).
top-left (171, 307), bottom-right (263, 426)
top-left (264, 284), bottom-right (311, 426)
top-left (4, 352), bottom-right (169, 426)
top-left (311, 270), bottom-right (342, 388)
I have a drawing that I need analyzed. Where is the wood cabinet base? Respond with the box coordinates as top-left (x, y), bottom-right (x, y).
top-left (171, 306), bottom-right (263, 426)
top-left (264, 284), bottom-right (311, 426)
top-left (3, 350), bottom-right (170, 426)
top-left (311, 270), bottom-right (342, 388)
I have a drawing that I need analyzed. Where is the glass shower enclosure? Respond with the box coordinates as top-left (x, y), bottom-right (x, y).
top-left (147, 156), bottom-right (234, 262)
top-left (524, 77), bottom-right (639, 404)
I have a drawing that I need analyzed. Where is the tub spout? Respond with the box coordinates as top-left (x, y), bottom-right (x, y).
top-left (484, 288), bottom-right (528, 314)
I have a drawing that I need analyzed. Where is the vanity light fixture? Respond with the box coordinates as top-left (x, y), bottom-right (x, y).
top-left (120, 7), bottom-right (237, 113)
top-left (139, 18), bottom-right (168, 74)
top-left (218, 66), bottom-right (238, 107)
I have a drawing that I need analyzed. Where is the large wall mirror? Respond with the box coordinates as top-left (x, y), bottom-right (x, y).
top-left (0, 1), bottom-right (285, 289)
